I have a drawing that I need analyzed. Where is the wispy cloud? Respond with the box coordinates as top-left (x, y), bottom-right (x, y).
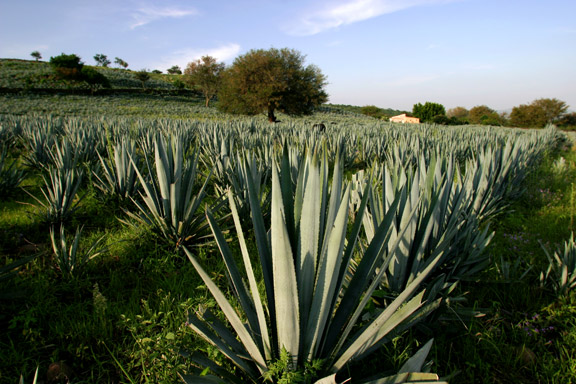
top-left (130, 5), bottom-right (198, 29)
top-left (152, 43), bottom-right (242, 71)
top-left (285, 0), bottom-right (456, 36)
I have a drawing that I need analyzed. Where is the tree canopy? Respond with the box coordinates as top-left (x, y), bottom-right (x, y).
top-left (167, 65), bottom-right (182, 75)
top-left (94, 54), bottom-right (111, 67)
top-left (114, 57), bottom-right (129, 69)
top-left (217, 48), bottom-right (328, 122)
top-left (184, 56), bottom-right (225, 107)
top-left (509, 98), bottom-right (568, 128)
top-left (31, 51), bottom-right (42, 61)
top-left (412, 102), bottom-right (446, 123)
top-left (468, 105), bottom-right (504, 126)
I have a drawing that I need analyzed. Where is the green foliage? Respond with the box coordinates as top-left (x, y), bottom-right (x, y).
top-left (510, 98), bottom-right (569, 128)
top-left (184, 56), bottom-right (225, 107)
top-left (30, 51), bottom-right (42, 61)
top-left (360, 105), bottom-right (388, 119)
top-left (412, 102), bottom-right (446, 123)
top-left (541, 233), bottom-right (576, 296)
top-left (468, 105), bottom-right (504, 126)
top-left (134, 70), bottom-right (151, 88)
top-left (50, 224), bottom-right (107, 279)
top-left (49, 53), bottom-right (84, 79)
top-left (93, 53), bottom-right (111, 67)
top-left (167, 65), bottom-right (182, 75)
top-left (218, 48), bottom-right (328, 122)
top-left (114, 57), bottom-right (129, 69)
top-left (0, 146), bottom-right (26, 199)
top-left (80, 67), bottom-right (110, 89)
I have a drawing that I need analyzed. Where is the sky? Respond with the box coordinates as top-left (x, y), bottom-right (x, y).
top-left (1, 0), bottom-right (575, 111)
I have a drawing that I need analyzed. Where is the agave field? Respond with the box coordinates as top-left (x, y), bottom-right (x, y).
top-left (1, 94), bottom-right (576, 383)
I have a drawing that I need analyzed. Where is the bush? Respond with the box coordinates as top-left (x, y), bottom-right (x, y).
top-left (50, 53), bottom-right (84, 80)
top-left (81, 67), bottom-right (110, 88)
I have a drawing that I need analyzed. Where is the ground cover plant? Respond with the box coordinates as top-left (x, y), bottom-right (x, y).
top-left (0, 93), bottom-right (574, 384)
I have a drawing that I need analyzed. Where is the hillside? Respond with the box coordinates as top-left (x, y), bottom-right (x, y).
top-left (0, 59), bottom-right (405, 118)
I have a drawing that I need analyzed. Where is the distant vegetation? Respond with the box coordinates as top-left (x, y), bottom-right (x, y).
top-left (2, 54), bottom-right (572, 129)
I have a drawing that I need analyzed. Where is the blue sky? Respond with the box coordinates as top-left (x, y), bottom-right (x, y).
top-left (1, 0), bottom-right (575, 111)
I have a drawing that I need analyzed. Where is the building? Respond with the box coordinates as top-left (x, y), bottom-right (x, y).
top-left (389, 114), bottom-right (420, 124)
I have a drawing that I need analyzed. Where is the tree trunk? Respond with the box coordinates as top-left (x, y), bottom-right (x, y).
top-left (205, 97), bottom-right (210, 107)
top-left (268, 107), bottom-right (277, 123)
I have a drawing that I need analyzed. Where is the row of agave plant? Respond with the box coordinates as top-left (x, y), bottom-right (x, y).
top-left (0, 114), bottom-right (566, 382)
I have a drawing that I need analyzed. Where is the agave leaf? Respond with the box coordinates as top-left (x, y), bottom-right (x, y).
top-left (304, 186), bottom-right (350, 360)
top-left (398, 339), bottom-right (434, 373)
top-left (270, 163), bottom-right (300, 362)
top-left (205, 207), bottom-right (267, 356)
top-left (184, 247), bottom-right (267, 373)
top-left (227, 189), bottom-right (272, 360)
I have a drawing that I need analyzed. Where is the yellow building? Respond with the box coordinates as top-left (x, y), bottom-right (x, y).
top-left (389, 114), bottom-right (420, 124)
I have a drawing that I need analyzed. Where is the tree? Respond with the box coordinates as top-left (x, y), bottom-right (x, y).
top-left (447, 106), bottom-right (469, 120)
top-left (558, 112), bottom-right (576, 130)
top-left (184, 56), bottom-right (225, 107)
top-left (412, 102), bottom-right (446, 123)
top-left (114, 57), bottom-right (129, 69)
top-left (50, 53), bottom-right (84, 79)
top-left (468, 105), bottom-right (503, 126)
top-left (167, 65), bottom-right (182, 75)
top-left (134, 70), bottom-right (151, 89)
top-left (94, 54), bottom-right (111, 67)
top-left (509, 98), bottom-right (568, 128)
top-left (31, 51), bottom-right (42, 61)
top-left (218, 48), bottom-right (328, 122)
top-left (360, 105), bottom-right (387, 119)
top-left (532, 98), bottom-right (568, 124)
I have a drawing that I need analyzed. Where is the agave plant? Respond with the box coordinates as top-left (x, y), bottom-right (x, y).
top-left (0, 146), bottom-right (26, 199)
top-left (182, 148), bottom-right (445, 383)
top-left (19, 367), bottom-right (39, 384)
top-left (215, 150), bottom-right (271, 227)
top-left (125, 134), bottom-right (213, 248)
top-left (31, 166), bottom-right (83, 224)
top-left (540, 233), bottom-right (576, 296)
top-left (50, 224), bottom-right (107, 279)
top-left (357, 156), bottom-right (492, 302)
top-left (93, 138), bottom-right (141, 201)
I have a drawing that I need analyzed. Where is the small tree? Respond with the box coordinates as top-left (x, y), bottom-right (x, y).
top-left (218, 48), bottom-right (328, 122)
top-left (184, 56), bottom-right (225, 107)
top-left (114, 57), bottom-right (129, 69)
top-left (412, 102), bottom-right (446, 123)
top-left (134, 70), bottom-right (151, 89)
top-left (167, 65), bottom-right (182, 75)
top-left (31, 51), bottom-right (42, 61)
top-left (94, 54), bottom-right (111, 67)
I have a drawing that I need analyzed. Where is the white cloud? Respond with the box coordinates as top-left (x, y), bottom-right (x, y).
top-left (130, 5), bottom-right (198, 29)
top-left (152, 43), bottom-right (242, 71)
top-left (285, 0), bottom-right (456, 36)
